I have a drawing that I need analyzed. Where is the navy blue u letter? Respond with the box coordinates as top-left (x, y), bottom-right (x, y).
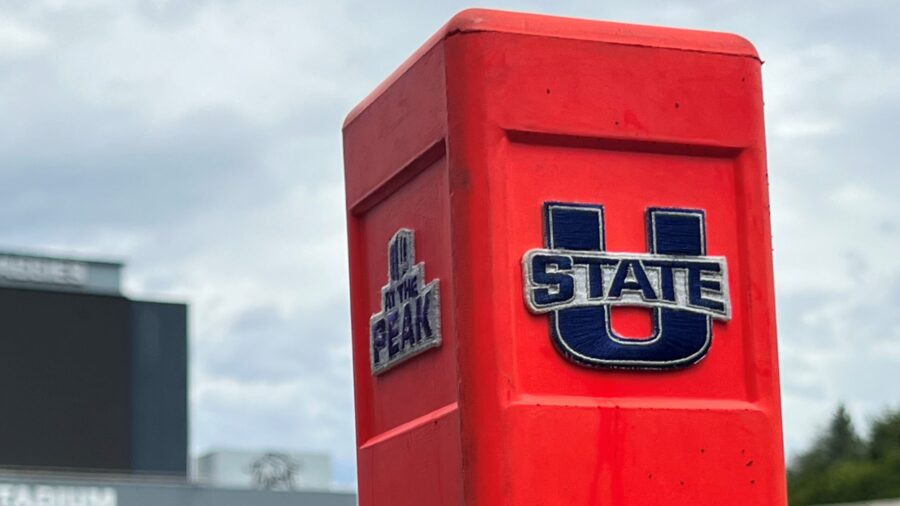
top-left (545, 203), bottom-right (712, 369)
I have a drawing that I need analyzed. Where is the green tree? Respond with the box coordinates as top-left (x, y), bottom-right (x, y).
top-left (869, 409), bottom-right (900, 460)
top-left (789, 404), bottom-right (900, 505)
top-left (793, 404), bottom-right (865, 476)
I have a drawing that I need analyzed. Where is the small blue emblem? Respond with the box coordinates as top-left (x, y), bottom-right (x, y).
top-left (523, 202), bottom-right (732, 369)
top-left (370, 229), bottom-right (442, 375)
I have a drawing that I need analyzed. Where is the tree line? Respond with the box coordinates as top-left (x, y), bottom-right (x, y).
top-left (789, 404), bottom-right (900, 504)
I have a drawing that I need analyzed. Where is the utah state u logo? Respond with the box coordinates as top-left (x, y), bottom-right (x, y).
top-left (522, 202), bottom-right (732, 369)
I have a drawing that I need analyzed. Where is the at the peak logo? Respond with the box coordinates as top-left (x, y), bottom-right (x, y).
top-left (522, 202), bottom-right (731, 370)
top-left (369, 229), bottom-right (442, 375)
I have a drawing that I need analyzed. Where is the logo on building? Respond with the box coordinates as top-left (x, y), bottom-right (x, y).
top-left (247, 453), bottom-right (300, 491)
top-left (523, 203), bottom-right (731, 369)
top-left (370, 229), bottom-right (442, 375)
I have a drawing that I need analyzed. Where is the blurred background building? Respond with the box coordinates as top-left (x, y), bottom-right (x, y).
top-left (196, 450), bottom-right (331, 490)
top-left (0, 250), bottom-right (355, 506)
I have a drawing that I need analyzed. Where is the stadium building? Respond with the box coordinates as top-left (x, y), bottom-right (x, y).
top-left (0, 250), bottom-right (355, 506)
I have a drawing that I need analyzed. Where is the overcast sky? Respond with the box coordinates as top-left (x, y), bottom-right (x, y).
top-left (0, 0), bottom-right (897, 489)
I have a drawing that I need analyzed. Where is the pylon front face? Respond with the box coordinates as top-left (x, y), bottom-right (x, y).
top-left (344, 10), bottom-right (785, 506)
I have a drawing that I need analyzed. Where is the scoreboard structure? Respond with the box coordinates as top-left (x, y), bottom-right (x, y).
top-left (0, 251), bottom-right (187, 476)
top-left (343, 9), bottom-right (786, 505)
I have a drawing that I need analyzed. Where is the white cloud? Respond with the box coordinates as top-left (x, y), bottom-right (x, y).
top-left (0, 17), bottom-right (50, 56)
top-left (59, 1), bottom-right (367, 125)
top-left (772, 118), bottom-right (840, 139)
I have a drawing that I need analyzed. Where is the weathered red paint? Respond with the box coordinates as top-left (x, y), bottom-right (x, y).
top-left (343, 9), bottom-right (786, 505)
